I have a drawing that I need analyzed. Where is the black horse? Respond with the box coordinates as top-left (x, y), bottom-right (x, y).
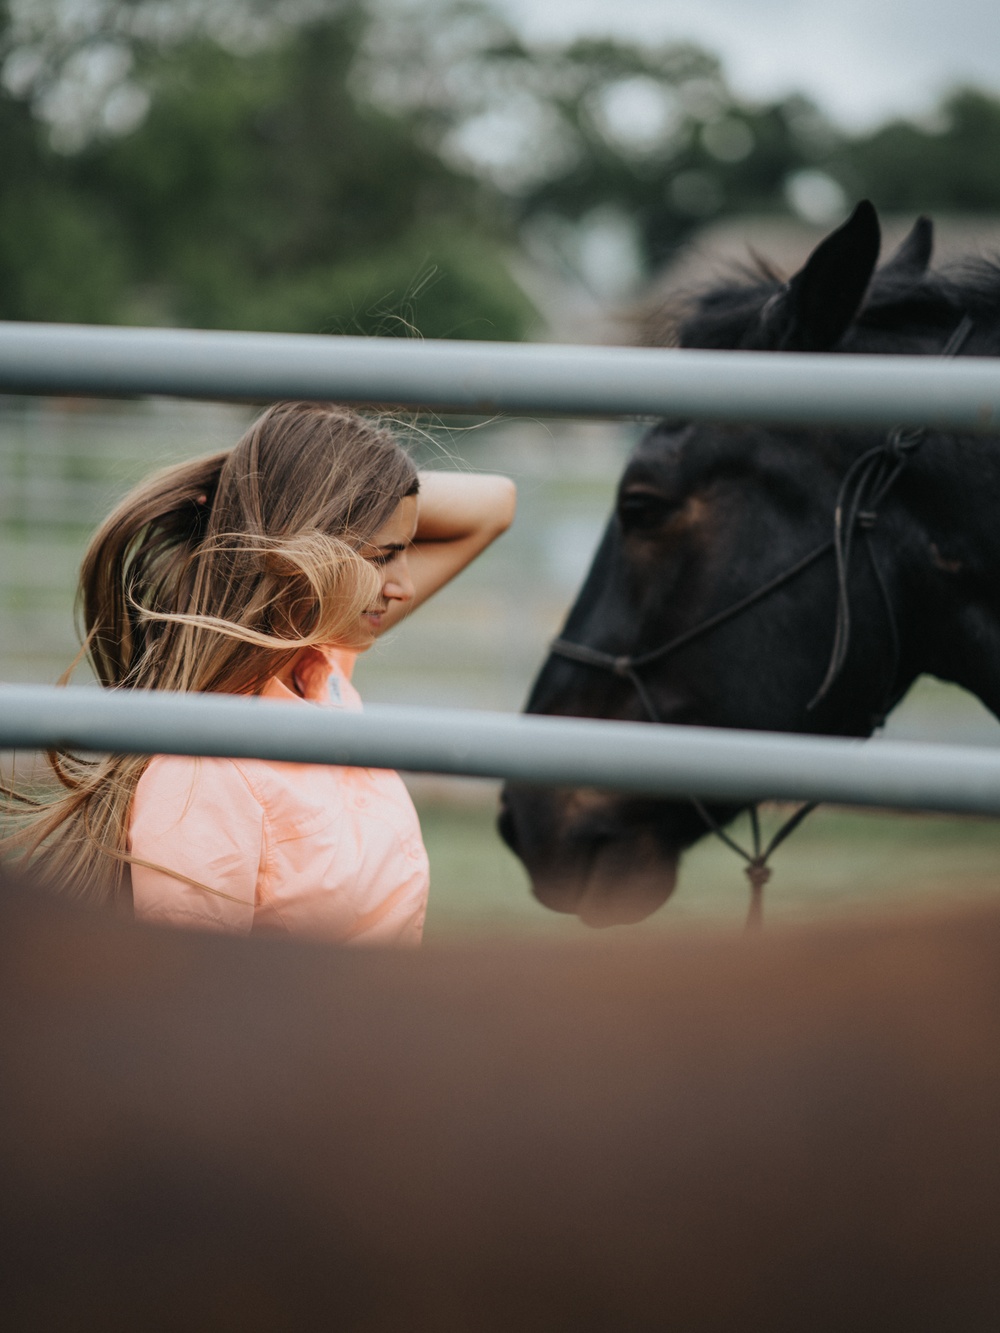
top-left (500, 200), bottom-right (1000, 927)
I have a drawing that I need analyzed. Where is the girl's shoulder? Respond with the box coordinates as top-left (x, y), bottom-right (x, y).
top-left (134, 749), bottom-right (362, 845)
top-left (134, 645), bottom-right (367, 837)
top-left (134, 754), bottom-right (266, 831)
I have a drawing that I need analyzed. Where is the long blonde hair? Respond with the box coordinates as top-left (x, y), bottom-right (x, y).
top-left (2, 401), bottom-right (418, 907)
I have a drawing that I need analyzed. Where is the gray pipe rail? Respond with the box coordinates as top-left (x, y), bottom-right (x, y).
top-left (1, 321), bottom-right (1000, 430)
top-left (2, 685), bottom-right (999, 816)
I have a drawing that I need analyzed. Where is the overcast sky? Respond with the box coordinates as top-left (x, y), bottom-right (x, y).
top-left (498, 0), bottom-right (1000, 128)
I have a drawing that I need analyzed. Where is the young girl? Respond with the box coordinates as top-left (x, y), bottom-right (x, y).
top-left (8, 401), bottom-right (515, 945)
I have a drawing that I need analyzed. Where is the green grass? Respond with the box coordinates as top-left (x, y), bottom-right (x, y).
top-left (417, 793), bottom-right (1000, 941)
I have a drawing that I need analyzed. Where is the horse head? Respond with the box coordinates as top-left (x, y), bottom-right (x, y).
top-left (500, 201), bottom-right (1000, 926)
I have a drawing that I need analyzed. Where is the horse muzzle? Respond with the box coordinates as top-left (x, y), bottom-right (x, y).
top-left (498, 786), bottom-right (679, 928)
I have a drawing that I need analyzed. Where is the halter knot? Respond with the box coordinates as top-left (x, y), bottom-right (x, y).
top-left (612, 656), bottom-right (632, 677)
top-left (745, 860), bottom-right (772, 892)
top-left (886, 425), bottom-right (925, 461)
top-left (744, 860), bottom-right (771, 931)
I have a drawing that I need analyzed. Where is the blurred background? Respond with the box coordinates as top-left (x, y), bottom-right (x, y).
top-left (3, 0), bottom-right (1000, 938)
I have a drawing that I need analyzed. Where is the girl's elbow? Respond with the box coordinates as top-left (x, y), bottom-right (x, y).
top-left (492, 476), bottom-right (517, 534)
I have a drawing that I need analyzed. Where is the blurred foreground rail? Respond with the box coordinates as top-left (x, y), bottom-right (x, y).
top-left (2, 877), bottom-right (999, 1329)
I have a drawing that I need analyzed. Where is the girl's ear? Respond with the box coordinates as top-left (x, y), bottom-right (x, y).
top-left (753, 200), bottom-right (882, 353)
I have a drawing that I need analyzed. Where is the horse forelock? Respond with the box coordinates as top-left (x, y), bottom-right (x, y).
top-left (638, 258), bottom-right (785, 350)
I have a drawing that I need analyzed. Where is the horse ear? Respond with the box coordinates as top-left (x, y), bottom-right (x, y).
top-left (772, 200), bottom-right (881, 352)
top-left (881, 215), bottom-right (934, 278)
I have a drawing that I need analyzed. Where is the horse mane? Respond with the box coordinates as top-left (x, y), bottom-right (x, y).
top-left (634, 256), bottom-right (784, 350)
top-left (636, 247), bottom-right (1000, 353)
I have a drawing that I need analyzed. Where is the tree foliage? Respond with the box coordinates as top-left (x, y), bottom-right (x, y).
top-left (831, 90), bottom-right (1000, 214)
top-left (2, 0), bottom-right (1000, 336)
top-left (0, 0), bottom-right (535, 336)
top-left (362, 10), bottom-right (838, 268)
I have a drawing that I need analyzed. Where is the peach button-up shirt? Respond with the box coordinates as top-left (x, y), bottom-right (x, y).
top-left (129, 648), bottom-right (429, 945)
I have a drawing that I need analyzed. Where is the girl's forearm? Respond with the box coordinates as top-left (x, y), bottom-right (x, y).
top-left (413, 472), bottom-right (517, 545)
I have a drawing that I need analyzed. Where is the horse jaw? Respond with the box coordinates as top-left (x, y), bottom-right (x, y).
top-left (532, 833), bottom-right (679, 929)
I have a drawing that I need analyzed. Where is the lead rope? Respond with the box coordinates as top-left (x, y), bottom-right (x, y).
top-left (621, 656), bottom-right (815, 926)
top-left (689, 796), bottom-right (818, 929)
top-left (621, 650), bottom-right (817, 930)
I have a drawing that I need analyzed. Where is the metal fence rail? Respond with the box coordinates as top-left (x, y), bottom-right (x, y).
top-left (2, 321), bottom-right (1000, 431)
top-left (3, 685), bottom-right (1000, 817)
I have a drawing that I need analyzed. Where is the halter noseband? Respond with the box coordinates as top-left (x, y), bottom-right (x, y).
top-left (548, 316), bottom-right (975, 926)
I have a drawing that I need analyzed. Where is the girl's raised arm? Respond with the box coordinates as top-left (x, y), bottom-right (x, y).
top-left (375, 472), bottom-right (516, 632)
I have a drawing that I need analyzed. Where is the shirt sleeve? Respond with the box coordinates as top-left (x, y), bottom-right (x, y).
top-left (130, 756), bottom-right (264, 935)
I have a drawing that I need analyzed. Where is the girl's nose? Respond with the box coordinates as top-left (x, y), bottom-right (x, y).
top-left (383, 560), bottom-right (415, 604)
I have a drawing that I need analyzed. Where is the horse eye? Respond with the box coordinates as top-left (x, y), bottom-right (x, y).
top-left (617, 489), bottom-right (672, 532)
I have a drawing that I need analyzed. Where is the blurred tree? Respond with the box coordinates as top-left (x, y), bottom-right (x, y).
top-left (365, 3), bottom-right (1000, 296)
top-left (360, 3), bottom-right (846, 289)
top-left (0, 89), bottom-right (131, 322)
top-left (831, 89), bottom-right (1000, 214)
top-left (0, 0), bottom-right (134, 323)
top-left (3, 0), bottom-right (1000, 335)
top-left (0, 0), bottom-right (536, 337)
top-left (71, 16), bottom-right (535, 336)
